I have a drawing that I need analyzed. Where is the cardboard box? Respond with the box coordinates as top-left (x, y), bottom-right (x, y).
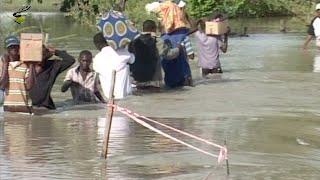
top-left (20, 33), bottom-right (43, 62)
top-left (205, 21), bottom-right (228, 35)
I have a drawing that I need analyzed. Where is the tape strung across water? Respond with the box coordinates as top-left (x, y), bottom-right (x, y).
top-left (107, 104), bottom-right (228, 164)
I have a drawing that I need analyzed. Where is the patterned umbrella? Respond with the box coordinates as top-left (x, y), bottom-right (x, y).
top-left (97, 10), bottom-right (140, 50)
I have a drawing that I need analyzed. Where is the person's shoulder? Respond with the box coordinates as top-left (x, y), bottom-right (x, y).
top-left (312, 16), bottom-right (320, 23)
top-left (194, 30), bottom-right (202, 36)
top-left (93, 50), bottom-right (103, 60)
top-left (98, 46), bottom-right (117, 56)
top-left (67, 66), bottom-right (78, 72)
top-left (313, 16), bottom-right (320, 20)
top-left (92, 70), bottom-right (98, 77)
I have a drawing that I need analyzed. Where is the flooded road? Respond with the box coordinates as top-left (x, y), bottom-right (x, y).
top-left (1, 13), bottom-right (320, 179)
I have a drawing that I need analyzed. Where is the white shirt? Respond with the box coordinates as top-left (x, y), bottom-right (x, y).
top-left (64, 66), bottom-right (98, 103)
top-left (93, 46), bottom-right (135, 99)
top-left (313, 17), bottom-right (320, 38)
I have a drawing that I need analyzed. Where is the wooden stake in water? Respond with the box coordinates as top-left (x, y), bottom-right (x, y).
top-left (224, 139), bottom-right (230, 175)
top-left (101, 70), bottom-right (116, 159)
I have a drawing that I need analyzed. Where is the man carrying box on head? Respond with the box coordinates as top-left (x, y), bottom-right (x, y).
top-left (0, 36), bottom-right (20, 105)
top-left (195, 15), bottom-right (228, 77)
top-left (1, 35), bottom-right (37, 114)
top-left (29, 44), bottom-right (75, 109)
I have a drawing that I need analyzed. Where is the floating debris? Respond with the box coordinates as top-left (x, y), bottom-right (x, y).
top-left (296, 138), bottom-right (310, 146)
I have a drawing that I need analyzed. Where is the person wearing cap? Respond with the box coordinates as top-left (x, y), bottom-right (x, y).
top-left (0, 36), bottom-right (21, 105)
top-left (1, 35), bottom-right (37, 114)
top-left (303, 3), bottom-right (320, 50)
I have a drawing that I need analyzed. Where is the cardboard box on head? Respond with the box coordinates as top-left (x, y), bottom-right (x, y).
top-left (20, 33), bottom-right (43, 62)
top-left (205, 21), bottom-right (228, 35)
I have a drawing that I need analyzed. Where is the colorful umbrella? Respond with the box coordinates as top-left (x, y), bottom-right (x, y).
top-left (97, 10), bottom-right (140, 50)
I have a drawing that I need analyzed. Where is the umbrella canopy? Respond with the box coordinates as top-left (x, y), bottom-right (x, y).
top-left (97, 10), bottom-right (140, 50)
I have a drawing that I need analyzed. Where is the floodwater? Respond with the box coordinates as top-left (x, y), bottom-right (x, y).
top-left (1, 13), bottom-right (320, 179)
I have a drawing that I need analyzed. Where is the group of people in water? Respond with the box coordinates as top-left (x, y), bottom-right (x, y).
top-left (3, 0), bottom-right (320, 115)
top-left (0, 0), bottom-right (233, 115)
top-left (0, 15), bottom-right (228, 115)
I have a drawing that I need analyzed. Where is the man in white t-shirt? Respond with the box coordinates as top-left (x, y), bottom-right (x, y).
top-left (92, 32), bottom-right (135, 100)
top-left (303, 3), bottom-right (320, 50)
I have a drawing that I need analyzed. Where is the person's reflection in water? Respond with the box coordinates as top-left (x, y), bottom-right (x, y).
top-left (313, 52), bottom-right (320, 72)
top-left (97, 116), bottom-right (131, 155)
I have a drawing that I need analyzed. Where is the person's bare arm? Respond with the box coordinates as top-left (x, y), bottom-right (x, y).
top-left (220, 35), bottom-right (228, 53)
top-left (25, 64), bottom-right (36, 90)
top-left (188, 53), bottom-right (195, 60)
top-left (158, 38), bottom-right (180, 60)
top-left (94, 78), bottom-right (106, 103)
top-left (0, 56), bottom-right (9, 89)
top-left (46, 46), bottom-right (75, 72)
top-left (95, 91), bottom-right (106, 103)
top-left (61, 80), bottom-right (73, 92)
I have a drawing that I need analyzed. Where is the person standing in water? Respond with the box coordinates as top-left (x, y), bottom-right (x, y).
top-left (30, 45), bottom-right (75, 110)
top-left (61, 50), bottom-right (105, 104)
top-left (1, 36), bottom-right (37, 114)
top-left (194, 18), bottom-right (228, 78)
top-left (92, 32), bottom-right (135, 99)
top-left (129, 20), bottom-right (180, 90)
top-left (303, 3), bottom-right (320, 50)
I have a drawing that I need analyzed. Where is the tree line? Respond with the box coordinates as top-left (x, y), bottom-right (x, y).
top-left (26, 0), bottom-right (317, 25)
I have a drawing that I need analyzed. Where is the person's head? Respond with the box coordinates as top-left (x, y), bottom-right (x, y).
top-left (93, 32), bottom-right (108, 51)
top-left (78, 50), bottom-right (92, 71)
top-left (143, 20), bottom-right (157, 33)
top-left (197, 19), bottom-right (205, 32)
top-left (4, 36), bottom-right (20, 61)
top-left (316, 3), bottom-right (320, 17)
top-left (213, 13), bottom-right (223, 21)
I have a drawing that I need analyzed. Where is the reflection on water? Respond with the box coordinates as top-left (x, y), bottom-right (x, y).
top-left (1, 115), bottom-right (320, 179)
top-left (1, 13), bottom-right (320, 179)
top-left (314, 51), bottom-right (320, 73)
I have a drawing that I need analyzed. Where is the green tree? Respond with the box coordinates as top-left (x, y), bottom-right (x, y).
top-left (24, 0), bottom-right (317, 26)
top-left (187, 0), bottom-right (216, 18)
top-left (186, 0), bottom-right (303, 18)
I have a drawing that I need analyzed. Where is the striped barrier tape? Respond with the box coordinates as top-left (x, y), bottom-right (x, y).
top-left (107, 104), bottom-right (228, 164)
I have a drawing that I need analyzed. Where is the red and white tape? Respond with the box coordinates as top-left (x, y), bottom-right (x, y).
top-left (107, 104), bottom-right (228, 164)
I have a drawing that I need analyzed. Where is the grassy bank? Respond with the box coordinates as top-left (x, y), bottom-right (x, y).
top-left (1, 0), bottom-right (62, 12)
